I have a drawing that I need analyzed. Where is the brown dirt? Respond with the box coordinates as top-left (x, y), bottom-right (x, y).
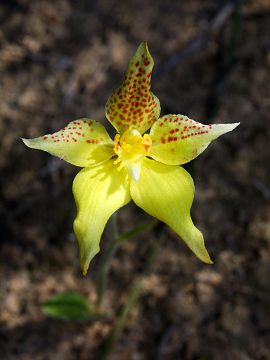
top-left (0, 0), bottom-right (270, 359)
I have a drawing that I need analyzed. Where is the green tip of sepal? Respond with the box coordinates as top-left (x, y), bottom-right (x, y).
top-left (79, 248), bottom-right (99, 276)
top-left (137, 41), bottom-right (148, 51)
top-left (141, 40), bottom-right (152, 61)
top-left (196, 246), bottom-right (213, 265)
top-left (185, 225), bottom-right (214, 265)
top-left (224, 122), bottom-right (240, 133)
top-left (21, 137), bottom-right (32, 147)
top-left (141, 40), bottom-right (149, 53)
top-left (131, 41), bottom-right (153, 70)
top-left (21, 137), bottom-right (42, 150)
top-left (204, 256), bottom-right (214, 265)
top-left (213, 122), bottom-right (240, 137)
top-left (80, 262), bottom-right (88, 277)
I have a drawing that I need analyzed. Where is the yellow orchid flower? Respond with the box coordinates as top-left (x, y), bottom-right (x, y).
top-left (23, 42), bottom-right (239, 275)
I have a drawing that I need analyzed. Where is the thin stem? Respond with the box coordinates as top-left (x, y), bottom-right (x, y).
top-left (96, 219), bottom-right (158, 307)
top-left (116, 219), bottom-right (158, 244)
top-left (99, 280), bottom-right (141, 360)
top-left (99, 231), bottom-right (164, 359)
top-left (96, 214), bottom-right (119, 307)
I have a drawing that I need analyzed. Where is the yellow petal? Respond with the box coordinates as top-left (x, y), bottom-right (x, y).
top-left (105, 42), bottom-right (160, 135)
top-left (130, 158), bottom-right (212, 264)
top-left (73, 160), bottom-right (131, 275)
top-left (149, 115), bottom-right (239, 165)
top-left (22, 119), bottom-right (114, 167)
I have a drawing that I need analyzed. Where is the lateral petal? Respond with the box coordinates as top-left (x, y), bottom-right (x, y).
top-left (105, 42), bottom-right (160, 135)
top-left (22, 119), bottom-right (114, 167)
top-left (130, 158), bottom-right (212, 264)
top-left (149, 115), bottom-right (239, 165)
top-left (73, 160), bottom-right (131, 275)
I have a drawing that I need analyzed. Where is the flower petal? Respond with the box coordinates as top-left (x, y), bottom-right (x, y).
top-left (149, 115), bottom-right (239, 165)
top-left (73, 160), bottom-right (131, 275)
top-left (105, 42), bottom-right (160, 135)
top-left (130, 158), bottom-right (212, 264)
top-left (22, 119), bottom-right (114, 167)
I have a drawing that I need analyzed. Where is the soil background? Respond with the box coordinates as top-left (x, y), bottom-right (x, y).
top-left (0, 0), bottom-right (270, 359)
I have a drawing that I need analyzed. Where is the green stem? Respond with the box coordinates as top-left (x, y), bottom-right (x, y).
top-left (96, 219), bottom-right (158, 307)
top-left (96, 241), bottom-right (118, 307)
top-left (116, 219), bottom-right (158, 244)
top-left (99, 280), bottom-right (141, 360)
top-left (96, 214), bottom-right (119, 307)
top-left (99, 233), bottom-right (164, 359)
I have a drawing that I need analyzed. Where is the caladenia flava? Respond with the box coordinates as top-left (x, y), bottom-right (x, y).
top-left (23, 42), bottom-right (239, 275)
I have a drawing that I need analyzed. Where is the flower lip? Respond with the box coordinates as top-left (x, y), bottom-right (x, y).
top-left (113, 128), bottom-right (152, 159)
top-left (113, 128), bottom-right (152, 180)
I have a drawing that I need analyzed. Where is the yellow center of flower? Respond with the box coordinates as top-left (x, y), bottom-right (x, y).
top-left (113, 129), bottom-right (152, 181)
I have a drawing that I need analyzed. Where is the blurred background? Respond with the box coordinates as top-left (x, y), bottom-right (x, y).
top-left (0, 0), bottom-right (270, 359)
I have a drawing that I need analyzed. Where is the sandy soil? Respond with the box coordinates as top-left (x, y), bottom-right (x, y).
top-left (0, 0), bottom-right (270, 359)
